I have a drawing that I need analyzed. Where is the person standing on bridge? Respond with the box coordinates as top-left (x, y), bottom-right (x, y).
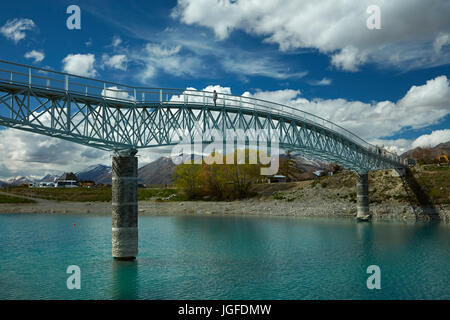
top-left (213, 90), bottom-right (218, 107)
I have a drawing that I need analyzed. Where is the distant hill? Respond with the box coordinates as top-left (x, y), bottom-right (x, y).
top-left (76, 164), bottom-right (112, 184)
top-left (72, 154), bottom-right (326, 186)
top-left (0, 153), bottom-right (329, 188)
top-left (277, 154), bottom-right (328, 181)
top-left (402, 141), bottom-right (450, 163)
top-left (293, 155), bottom-right (327, 172)
top-left (74, 158), bottom-right (177, 185)
top-left (138, 156), bottom-right (177, 185)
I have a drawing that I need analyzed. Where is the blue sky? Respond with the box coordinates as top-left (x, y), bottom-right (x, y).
top-left (0, 0), bottom-right (449, 178)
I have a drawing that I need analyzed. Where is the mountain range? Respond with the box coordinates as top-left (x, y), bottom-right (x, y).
top-left (73, 157), bottom-right (177, 185)
top-left (0, 176), bottom-right (36, 187)
top-left (6, 141), bottom-right (448, 187)
top-left (401, 141), bottom-right (450, 160)
top-left (75, 164), bottom-right (112, 184)
top-left (73, 155), bottom-right (324, 185)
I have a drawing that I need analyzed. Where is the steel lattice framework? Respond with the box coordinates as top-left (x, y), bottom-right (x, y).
top-left (0, 60), bottom-right (404, 173)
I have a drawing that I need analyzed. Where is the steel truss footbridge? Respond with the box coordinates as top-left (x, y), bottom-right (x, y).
top-left (0, 60), bottom-right (404, 173)
top-left (0, 60), bottom-right (407, 256)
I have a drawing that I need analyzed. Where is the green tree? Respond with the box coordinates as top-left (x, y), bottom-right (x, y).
top-left (172, 149), bottom-right (263, 200)
top-left (227, 149), bottom-right (261, 198)
top-left (172, 163), bottom-right (204, 199)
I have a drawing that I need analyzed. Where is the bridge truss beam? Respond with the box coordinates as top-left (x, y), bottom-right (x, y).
top-left (0, 83), bottom-right (403, 173)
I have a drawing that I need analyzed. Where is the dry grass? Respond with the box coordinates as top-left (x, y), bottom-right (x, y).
top-left (271, 165), bottom-right (450, 205)
top-left (1, 186), bottom-right (182, 202)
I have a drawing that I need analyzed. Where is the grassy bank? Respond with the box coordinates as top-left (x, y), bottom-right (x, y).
top-left (1, 164), bottom-right (448, 206)
top-left (1, 186), bottom-right (182, 202)
top-left (0, 194), bottom-right (36, 204)
top-left (272, 164), bottom-right (450, 206)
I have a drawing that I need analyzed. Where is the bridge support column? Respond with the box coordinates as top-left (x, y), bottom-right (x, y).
top-left (356, 172), bottom-right (371, 221)
top-left (112, 150), bottom-right (138, 260)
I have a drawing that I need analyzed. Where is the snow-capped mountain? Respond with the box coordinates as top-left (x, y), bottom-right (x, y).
top-left (40, 174), bottom-right (60, 183)
top-left (4, 176), bottom-right (36, 186)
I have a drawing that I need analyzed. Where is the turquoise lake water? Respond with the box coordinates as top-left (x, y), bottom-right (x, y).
top-left (0, 213), bottom-right (448, 300)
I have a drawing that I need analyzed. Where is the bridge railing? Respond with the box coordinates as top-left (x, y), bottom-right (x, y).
top-left (0, 60), bottom-right (403, 165)
top-left (147, 88), bottom-right (402, 164)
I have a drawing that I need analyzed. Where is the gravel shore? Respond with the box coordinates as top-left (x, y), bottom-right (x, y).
top-left (1, 198), bottom-right (448, 223)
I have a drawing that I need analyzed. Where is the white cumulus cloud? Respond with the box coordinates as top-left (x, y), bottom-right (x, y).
top-left (0, 18), bottom-right (36, 43)
top-left (24, 50), bottom-right (45, 63)
top-left (102, 54), bottom-right (128, 71)
top-left (101, 86), bottom-right (134, 101)
top-left (62, 54), bottom-right (97, 77)
top-left (373, 129), bottom-right (450, 154)
top-left (173, 0), bottom-right (450, 71)
top-left (0, 128), bottom-right (109, 180)
top-left (331, 46), bottom-right (367, 72)
top-left (411, 129), bottom-right (450, 149)
top-left (243, 89), bottom-right (301, 105)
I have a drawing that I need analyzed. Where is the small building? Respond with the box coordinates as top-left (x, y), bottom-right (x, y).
top-left (56, 172), bottom-right (79, 188)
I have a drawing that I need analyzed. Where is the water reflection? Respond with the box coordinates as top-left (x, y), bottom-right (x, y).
top-left (0, 214), bottom-right (448, 299)
top-left (356, 221), bottom-right (373, 243)
top-left (111, 260), bottom-right (139, 300)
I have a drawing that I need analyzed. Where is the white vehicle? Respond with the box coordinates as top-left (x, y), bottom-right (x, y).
top-left (38, 182), bottom-right (57, 188)
top-left (56, 180), bottom-right (79, 188)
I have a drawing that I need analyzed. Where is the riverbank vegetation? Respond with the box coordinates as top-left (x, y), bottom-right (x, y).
top-left (0, 193), bottom-right (36, 204)
top-left (1, 164), bottom-right (448, 207)
top-left (173, 150), bottom-right (263, 200)
top-left (1, 186), bottom-right (182, 202)
top-left (273, 164), bottom-right (450, 206)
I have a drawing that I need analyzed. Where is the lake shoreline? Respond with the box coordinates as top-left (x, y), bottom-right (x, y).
top-left (1, 198), bottom-right (449, 223)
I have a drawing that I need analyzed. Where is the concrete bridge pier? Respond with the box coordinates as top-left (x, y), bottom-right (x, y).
top-left (356, 172), bottom-right (371, 221)
top-left (112, 149), bottom-right (138, 260)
